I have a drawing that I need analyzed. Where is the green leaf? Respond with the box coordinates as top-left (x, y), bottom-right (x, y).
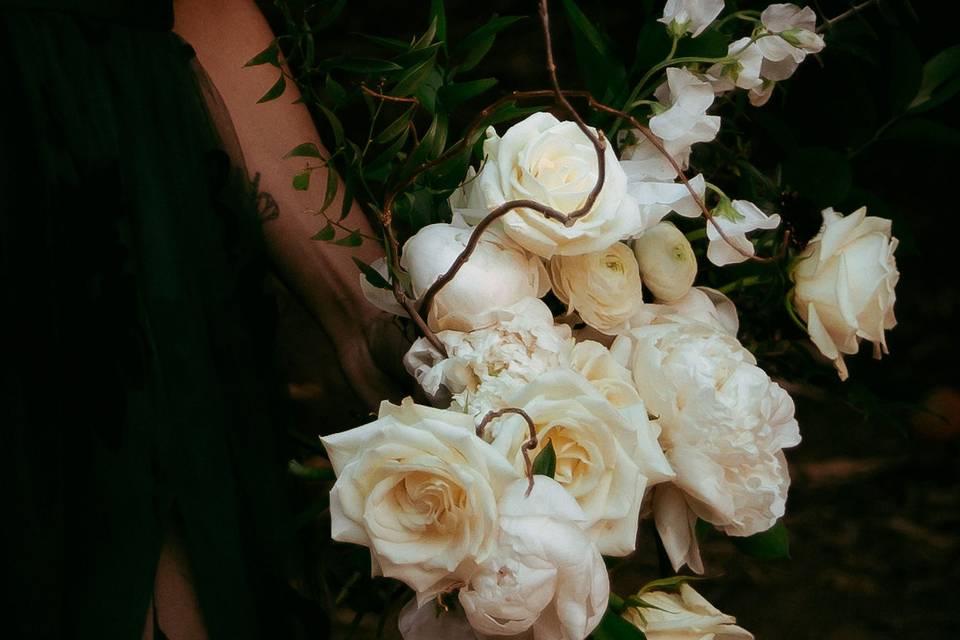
top-left (391, 55), bottom-right (437, 98)
top-left (245, 41), bottom-right (280, 67)
top-left (451, 15), bottom-right (523, 75)
top-left (438, 78), bottom-right (498, 109)
top-left (257, 73), bottom-right (286, 103)
top-left (320, 166), bottom-right (339, 213)
top-left (412, 16), bottom-right (439, 50)
top-left (782, 147), bottom-right (851, 208)
top-left (908, 45), bottom-right (960, 113)
top-left (637, 575), bottom-right (709, 595)
top-left (311, 223), bottom-right (335, 241)
top-left (591, 608), bottom-right (647, 640)
top-left (430, 0), bottom-right (447, 51)
top-left (531, 440), bottom-right (557, 478)
top-left (325, 74), bottom-right (348, 108)
top-left (292, 168), bottom-right (311, 191)
top-left (732, 519), bottom-right (790, 560)
top-left (339, 173), bottom-right (355, 221)
top-left (287, 460), bottom-right (335, 481)
top-left (375, 106), bottom-right (416, 144)
top-left (352, 257), bottom-right (391, 290)
top-left (561, 0), bottom-right (627, 100)
top-left (328, 57), bottom-right (403, 74)
top-left (284, 142), bottom-right (324, 159)
top-left (333, 231), bottom-right (363, 247)
top-left (882, 117), bottom-right (960, 147)
top-left (317, 104), bottom-right (345, 148)
top-left (357, 33), bottom-right (411, 52)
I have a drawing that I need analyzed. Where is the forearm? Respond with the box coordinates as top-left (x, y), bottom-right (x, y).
top-left (173, 0), bottom-right (383, 340)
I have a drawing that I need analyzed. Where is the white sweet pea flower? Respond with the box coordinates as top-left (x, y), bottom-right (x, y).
top-left (658, 0), bottom-right (725, 38)
top-left (632, 221), bottom-right (698, 302)
top-left (650, 68), bottom-right (721, 169)
top-left (458, 477), bottom-right (609, 640)
top-left (467, 112), bottom-right (644, 258)
top-left (400, 222), bottom-right (549, 331)
top-left (486, 370), bottom-right (674, 555)
top-left (549, 242), bottom-right (644, 334)
top-left (623, 584), bottom-right (753, 640)
top-left (748, 79), bottom-right (776, 107)
top-left (791, 206), bottom-right (899, 381)
top-left (320, 399), bottom-right (519, 602)
top-left (707, 37), bottom-right (764, 93)
top-left (758, 4), bottom-right (825, 82)
top-left (706, 199), bottom-right (781, 266)
top-left (612, 322), bottom-right (800, 572)
top-left (404, 297), bottom-right (575, 418)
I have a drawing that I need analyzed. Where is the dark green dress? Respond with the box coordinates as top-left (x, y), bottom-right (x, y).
top-left (1, 2), bottom-right (295, 637)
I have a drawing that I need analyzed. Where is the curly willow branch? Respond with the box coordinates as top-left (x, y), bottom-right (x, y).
top-left (373, 0), bottom-right (784, 355)
top-left (476, 408), bottom-right (539, 496)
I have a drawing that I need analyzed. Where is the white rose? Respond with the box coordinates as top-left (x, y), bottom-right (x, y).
top-left (487, 370), bottom-right (674, 555)
top-left (459, 477), bottom-right (609, 640)
top-left (612, 323), bottom-right (800, 571)
top-left (570, 340), bottom-right (643, 409)
top-left (400, 222), bottom-right (549, 331)
top-left (758, 4), bottom-right (825, 82)
top-left (320, 398), bottom-right (519, 600)
top-left (658, 0), bottom-right (725, 38)
top-left (632, 221), bottom-right (697, 302)
top-left (650, 68), bottom-right (721, 169)
top-left (472, 112), bottom-right (644, 258)
top-left (791, 206), bottom-right (899, 381)
top-left (549, 242), bottom-right (644, 334)
top-left (623, 584), bottom-right (753, 640)
top-left (707, 37), bottom-right (764, 93)
top-left (404, 297), bottom-right (575, 418)
top-left (707, 199), bottom-right (781, 266)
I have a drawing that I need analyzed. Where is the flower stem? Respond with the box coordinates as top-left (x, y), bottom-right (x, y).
top-left (718, 275), bottom-right (768, 294)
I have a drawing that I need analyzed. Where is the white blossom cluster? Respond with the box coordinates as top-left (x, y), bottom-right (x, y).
top-left (326, 2), bottom-right (900, 639)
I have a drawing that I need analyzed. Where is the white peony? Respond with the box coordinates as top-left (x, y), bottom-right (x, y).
top-left (486, 370), bottom-right (674, 555)
top-left (404, 297), bottom-right (575, 419)
top-left (654, 286), bottom-right (740, 337)
top-left (458, 478), bottom-right (609, 640)
top-left (650, 68), bottom-right (721, 169)
top-left (400, 222), bottom-right (549, 331)
top-left (549, 242), bottom-right (644, 334)
top-left (612, 322), bottom-right (800, 571)
top-left (632, 221), bottom-right (698, 302)
top-left (623, 584), bottom-right (753, 640)
top-left (791, 206), bottom-right (899, 380)
top-left (469, 112), bottom-right (644, 258)
top-left (320, 398), bottom-right (519, 601)
top-left (707, 199), bottom-right (781, 266)
top-left (758, 3), bottom-right (825, 82)
top-left (707, 37), bottom-right (764, 93)
top-left (658, 0), bottom-right (725, 38)
top-left (570, 340), bottom-right (644, 409)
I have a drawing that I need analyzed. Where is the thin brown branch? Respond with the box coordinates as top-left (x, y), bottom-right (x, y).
top-left (476, 408), bottom-right (539, 496)
top-left (360, 84), bottom-right (420, 105)
top-left (817, 0), bottom-right (878, 33)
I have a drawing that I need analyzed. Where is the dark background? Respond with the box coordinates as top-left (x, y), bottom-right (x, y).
top-left (264, 1), bottom-right (960, 637)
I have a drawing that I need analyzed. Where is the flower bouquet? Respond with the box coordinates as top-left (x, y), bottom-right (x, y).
top-left (263, 1), bottom-right (901, 637)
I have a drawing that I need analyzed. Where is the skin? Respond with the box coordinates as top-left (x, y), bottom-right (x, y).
top-left (173, 0), bottom-right (405, 408)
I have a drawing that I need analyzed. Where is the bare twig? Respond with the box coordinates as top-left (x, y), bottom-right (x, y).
top-left (360, 83), bottom-right (421, 105)
top-left (476, 408), bottom-right (539, 496)
top-left (817, 0), bottom-right (878, 33)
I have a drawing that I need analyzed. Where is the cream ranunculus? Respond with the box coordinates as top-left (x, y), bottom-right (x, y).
top-left (400, 222), bottom-right (549, 331)
top-left (458, 477), bottom-right (609, 640)
top-left (658, 0), bottom-right (725, 38)
top-left (320, 399), bottom-right (520, 601)
top-left (486, 370), bottom-right (674, 555)
top-left (612, 322), bottom-right (800, 572)
top-left (707, 199), bottom-right (781, 266)
top-left (403, 297), bottom-right (575, 419)
top-left (623, 584), bottom-right (753, 640)
top-left (472, 112), bottom-right (644, 258)
top-left (632, 221), bottom-right (698, 302)
top-left (791, 206), bottom-right (899, 380)
top-left (549, 242), bottom-right (644, 334)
